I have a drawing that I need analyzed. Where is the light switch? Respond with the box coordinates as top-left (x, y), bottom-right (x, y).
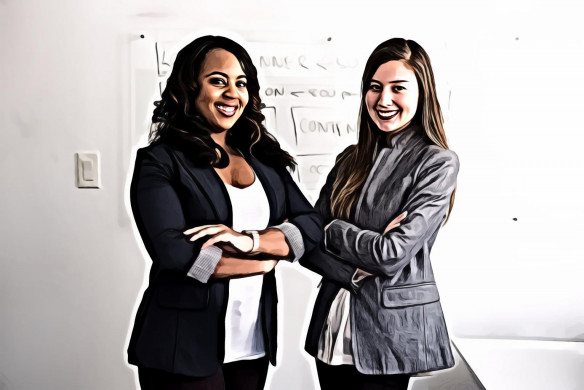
top-left (82, 160), bottom-right (94, 181)
top-left (76, 152), bottom-right (101, 188)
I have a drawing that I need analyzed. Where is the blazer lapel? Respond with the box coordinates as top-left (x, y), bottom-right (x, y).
top-left (173, 149), bottom-right (232, 225)
top-left (247, 156), bottom-right (279, 225)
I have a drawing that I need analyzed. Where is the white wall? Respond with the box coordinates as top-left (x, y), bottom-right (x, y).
top-left (1, 1), bottom-right (583, 389)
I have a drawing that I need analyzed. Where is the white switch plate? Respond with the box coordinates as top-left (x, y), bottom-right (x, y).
top-left (76, 152), bottom-right (101, 188)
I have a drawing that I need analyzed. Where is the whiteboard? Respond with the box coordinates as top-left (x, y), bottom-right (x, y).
top-left (130, 31), bottom-right (451, 202)
top-left (129, 29), bottom-right (584, 345)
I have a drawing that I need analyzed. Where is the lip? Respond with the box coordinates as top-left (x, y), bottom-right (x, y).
top-left (215, 103), bottom-right (238, 117)
top-left (376, 108), bottom-right (399, 121)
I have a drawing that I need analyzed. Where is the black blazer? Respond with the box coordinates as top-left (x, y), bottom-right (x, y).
top-left (127, 141), bottom-right (322, 377)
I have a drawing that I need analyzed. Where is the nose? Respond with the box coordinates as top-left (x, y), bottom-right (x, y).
top-left (378, 87), bottom-right (394, 107)
top-left (223, 81), bottom-right (238, 99)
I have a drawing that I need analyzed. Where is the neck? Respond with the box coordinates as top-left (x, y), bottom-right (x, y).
top-left (385, 121), bottom-right (416, 147)
top-left (210, 131), bottom-right (228, 150)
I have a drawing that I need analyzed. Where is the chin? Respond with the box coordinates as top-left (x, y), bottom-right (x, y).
top-left (212, 119), bottom-right (237, 132)
top-left (377, 124), bottom-right (403, 133)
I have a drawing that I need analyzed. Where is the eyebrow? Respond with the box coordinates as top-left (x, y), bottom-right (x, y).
top-left (204, 71), bottom-right (247, 79)
top-left (370, 79), bottom-right (410, 84)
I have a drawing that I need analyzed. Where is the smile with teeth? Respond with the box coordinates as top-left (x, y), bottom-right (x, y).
top-left (215, 103), bottom-right (237, 117)
top-left (376, 109), bottom-right (400, 120)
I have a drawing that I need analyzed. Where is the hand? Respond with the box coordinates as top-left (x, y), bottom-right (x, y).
top-left (211, 257), bottom-right (279, 279)
top-left (355, 268), bottom-right (373, 279)
top-left (183, 224), bottom-right (254, 253)
top-left (383, 211), bottom-right (408, 234)
top-left (324, 220), bottom-right (335, 231)
top-left (263, 260), bottom-right (278, 273)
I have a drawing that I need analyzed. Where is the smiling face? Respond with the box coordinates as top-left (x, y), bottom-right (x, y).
top-left (194, 48), bottom-right (249, 133)
top-left (365, 60), bottom-right (419, 133)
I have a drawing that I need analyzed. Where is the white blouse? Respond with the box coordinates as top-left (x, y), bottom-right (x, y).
top-left (317, 288), bottom-right (354, 365)
top-left (317, 270), bottom-right (366, 365)
top-left (223, 176), bottom-right (270, 363)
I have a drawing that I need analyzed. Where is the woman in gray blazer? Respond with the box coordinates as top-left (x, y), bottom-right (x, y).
top-left (301, 38), bottom-right (459, 390)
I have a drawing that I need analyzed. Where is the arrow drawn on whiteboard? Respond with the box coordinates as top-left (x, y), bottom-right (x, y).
top-left (316, 55), bottom-right (336, 70)
top-left (342, 91), bottom-right (359, 99)
top-left (337, 57), bottom-right (359, 69)
top-left (298, 56), bottom-right (309, 69)
top-left (290, 91), bottom-right (305, 97)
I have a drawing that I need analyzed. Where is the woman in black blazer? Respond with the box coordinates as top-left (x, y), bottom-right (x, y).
top-left (300, 38), bottom-right (459, 390)
top-left (127, 35), bottom-right (321, 390)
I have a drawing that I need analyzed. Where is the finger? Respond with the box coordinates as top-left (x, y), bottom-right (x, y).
top-left (219, 245), bottom-right (237, 253)
top-left (189, 226), bottom-right (226, 242)
top-left (264, 260), bottom-right (278, 272)
top-left (393, 211), bottom-right (408, 223)
top-left (383, 211), bottom-right (408, 234)
top-left (212, 234), bottom-right (253, 253)
top-left (183, 224), bottom-right (221, 235)
top-left (385, 213), bottom-right (407, 229)
top-left (201, 233), bottom-right (232, 249)
top-left (383, 223), bottom-right (400, 235)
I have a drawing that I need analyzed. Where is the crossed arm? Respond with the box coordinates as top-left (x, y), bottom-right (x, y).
top-left (131, 150), bottom-right (320, 283)
top-left (183, 225), bottom-right (289, 279)
top-left (301, 149), bottom-right (459, 286)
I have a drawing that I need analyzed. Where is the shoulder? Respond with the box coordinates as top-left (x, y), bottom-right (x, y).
top-left (421, 145), bottom-right (459, 168)
top-left (323, 144), bottom-right (356, 179)
top-left (402, 130), bottom-right (458, 169)
top-left (413, 145), bottom-right (459, 185)
top-left (136, 142), bottom-right (179, 165)
top-left (335, 144), bottom-right (357, 164)
top-left (132, 142), bottom-right (184, 180)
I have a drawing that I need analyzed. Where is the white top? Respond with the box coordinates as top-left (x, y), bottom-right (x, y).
top-left (223, 175), bottom-right (270, 363)
top-left (317, 288), bottom-right (354, 365)
top-left (317, 270), bottom-right (367, 365)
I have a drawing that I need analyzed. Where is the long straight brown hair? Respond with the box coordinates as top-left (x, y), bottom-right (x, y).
top-left (330, 38), bottom-right (455, 221)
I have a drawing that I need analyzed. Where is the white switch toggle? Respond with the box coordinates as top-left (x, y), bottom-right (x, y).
top-left (76, 152), bottom-right (101, 188)
top-left (82, 160), bottom-right (94, 181)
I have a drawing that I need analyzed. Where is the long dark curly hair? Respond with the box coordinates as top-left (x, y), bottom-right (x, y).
top-left (150, 35), bottom-right (295, 170)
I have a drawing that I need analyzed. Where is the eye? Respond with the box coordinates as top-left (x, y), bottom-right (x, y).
top-left (392, 85), bottom-right (406, 92)
top-left (368, 83), bottom-right (382, 92)
top-left (209, 77), bottom-right (226, 86)
top-left (236, 80), bottom-right (248, 88)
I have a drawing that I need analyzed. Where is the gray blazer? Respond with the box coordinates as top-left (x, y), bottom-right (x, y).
top-left (301, 125), bottom-right (459, 375)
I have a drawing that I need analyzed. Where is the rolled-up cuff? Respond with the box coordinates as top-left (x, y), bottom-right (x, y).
top-left (187, 246), bottom-right (223, 283)
top-left (272, 222), bottom-right (304, 262)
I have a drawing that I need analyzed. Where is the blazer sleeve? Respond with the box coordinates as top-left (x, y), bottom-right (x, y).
top-left (271, 168), bottom-right (323, 262)
top-left (299, 151), bottom-right (361, 292)
top-left (324, 149), bottom-right (459, 278)
top-left (130, 149), bottom-right (222, 283)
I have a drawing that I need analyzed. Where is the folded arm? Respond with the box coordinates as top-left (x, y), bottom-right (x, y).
top-left (183, 167), bottom-right (321, 266)
top-left (210, 256), bottom-right (278, 279)
top-left (324, 151), bottom-right (459, 277)
top-left (131, 150), bottom-right (275, 284)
